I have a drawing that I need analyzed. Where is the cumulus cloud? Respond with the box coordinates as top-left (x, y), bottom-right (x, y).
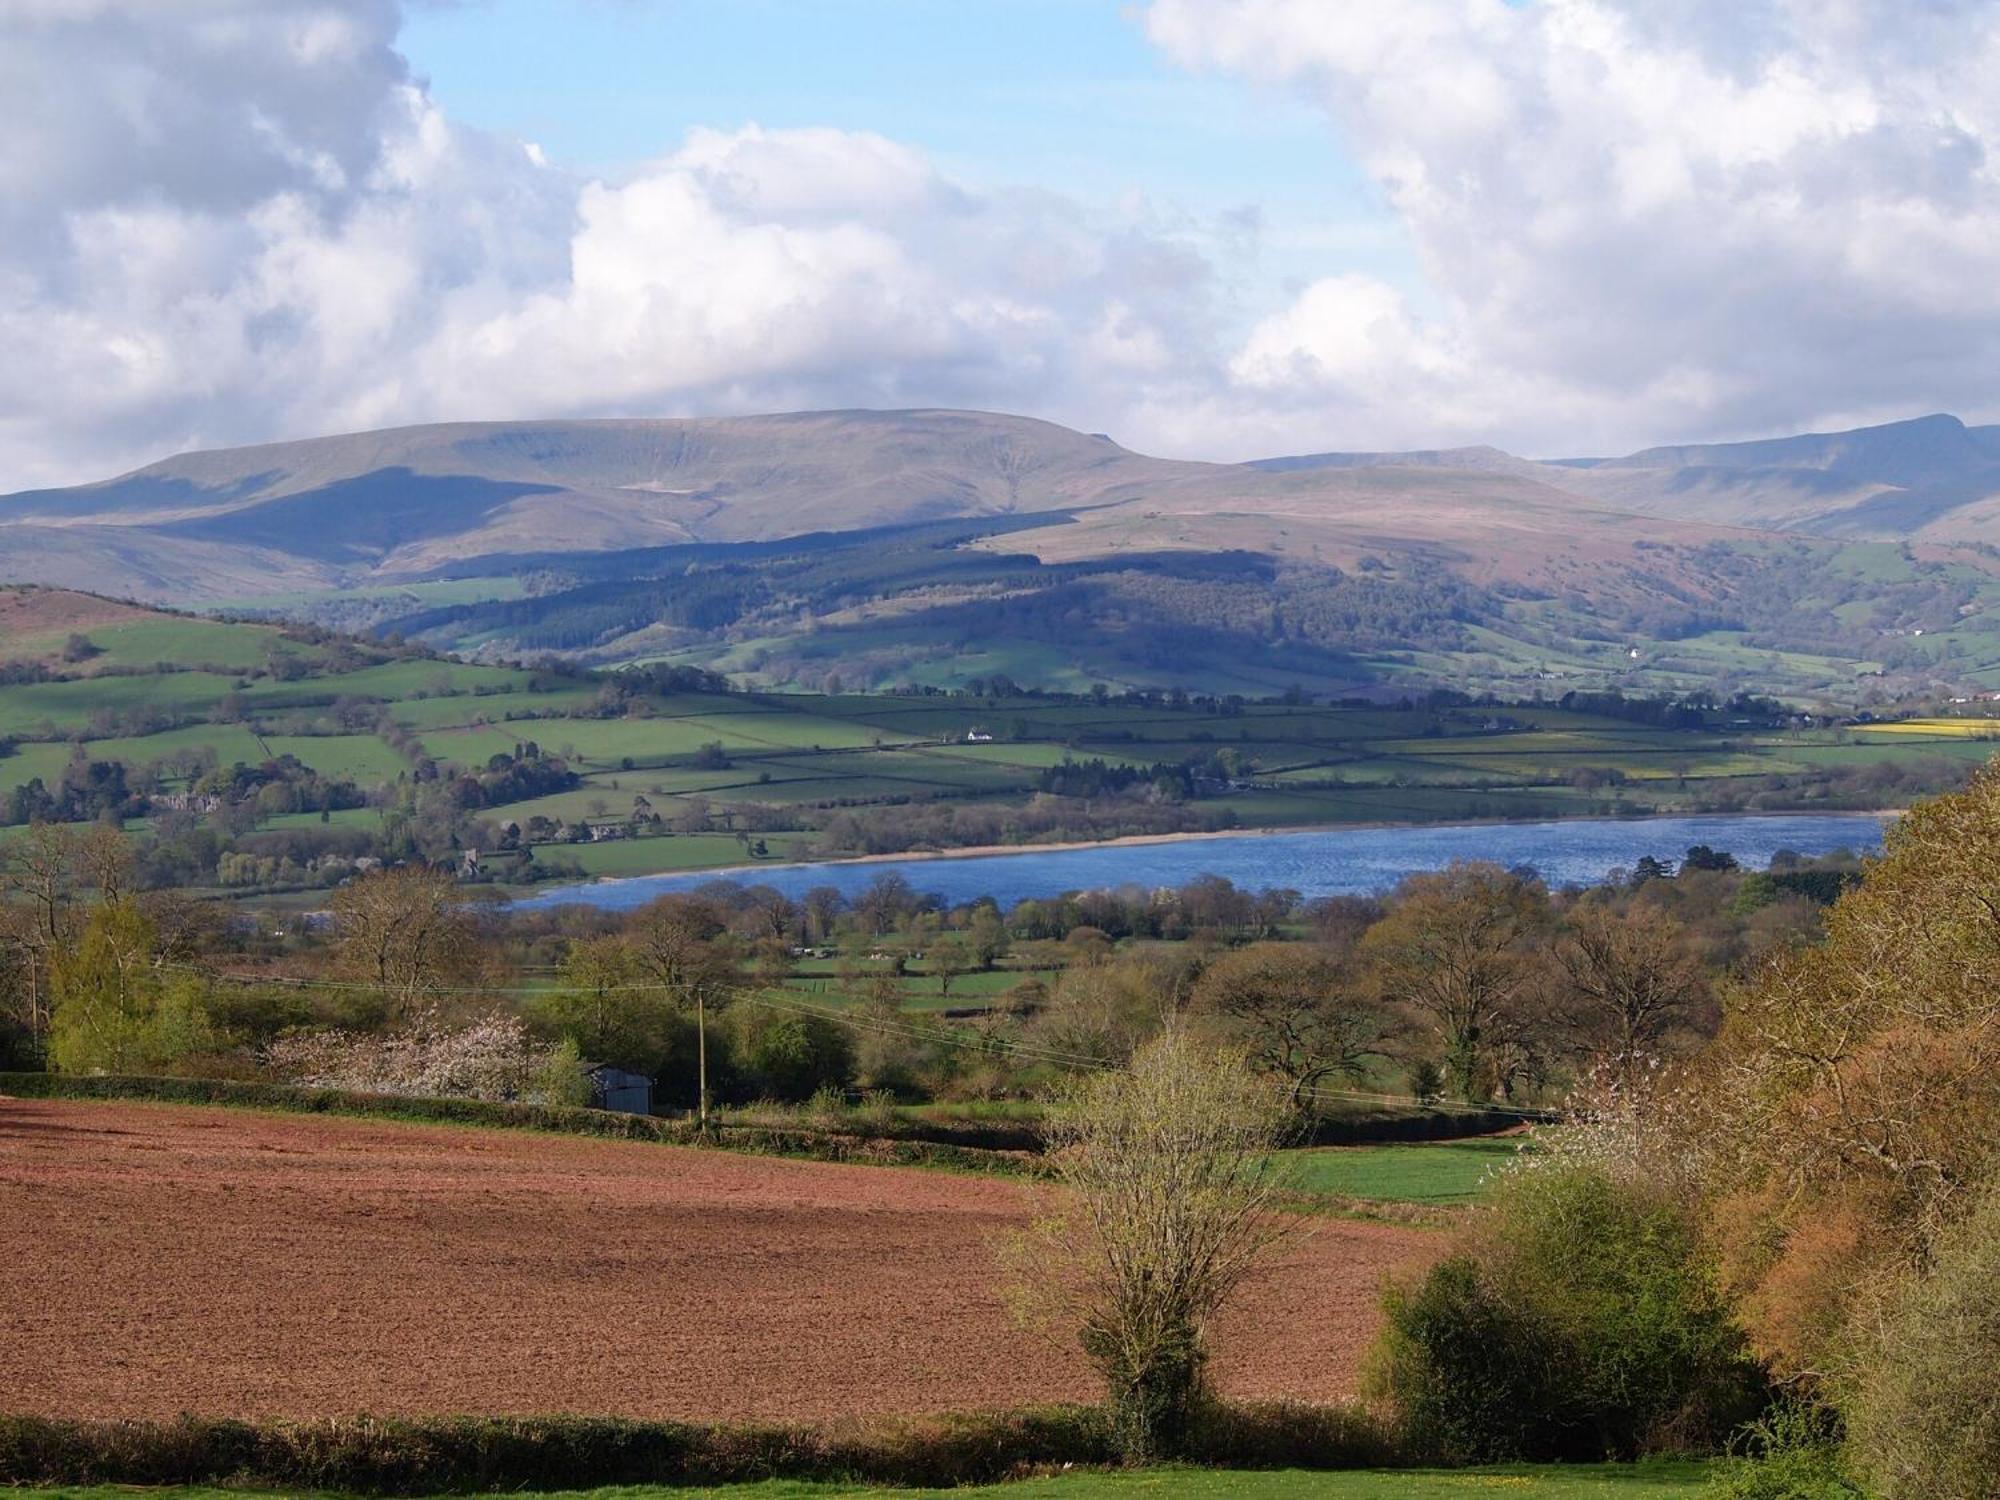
top-left (0, 1), bottom-right (1223, 487)
top-left (1144, 0), bottom-right (2000, 455)
top-left (9, 0), bottom-right (2000, 486)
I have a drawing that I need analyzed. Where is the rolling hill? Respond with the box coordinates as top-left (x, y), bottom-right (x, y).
top-left (10, 408), bottom-right (2000, 700)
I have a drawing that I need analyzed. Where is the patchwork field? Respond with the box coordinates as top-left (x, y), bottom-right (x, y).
top-left (2, 590), bottom-right (1986, 893)
top-left (0, 1099), bottom-right (1437, 1423)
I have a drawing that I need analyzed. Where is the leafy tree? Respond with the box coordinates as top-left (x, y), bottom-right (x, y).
top-left (928, 932), bottom-right (975, 997)
top-left (534, 1035), bottom-right (595, 1109)
top-left (1848, 1175), bottom-right (2000, 1500)
top-left (47, 900), bottom-right (211, 1074)
top-left (1704, 763), bottom-right (2000, 1379)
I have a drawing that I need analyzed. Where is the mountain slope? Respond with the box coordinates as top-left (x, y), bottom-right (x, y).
top-left (0, 411), bottom-right (1187, 587)
top-left (1532, 413), bottom-right (2000, 539)
top-left (13, 408), bottom-right (2000, 701)
top-left (0, 408), bottom-right (1744, 604)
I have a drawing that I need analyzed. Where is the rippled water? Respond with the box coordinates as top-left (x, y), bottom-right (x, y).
top-left (519, 812), bottom-right (1889, 911)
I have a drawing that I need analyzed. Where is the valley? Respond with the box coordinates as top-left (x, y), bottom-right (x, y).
top-left (0, 585), bottom-right (1974, 898)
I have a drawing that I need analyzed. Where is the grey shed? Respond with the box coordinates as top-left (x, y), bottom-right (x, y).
top-left (587, 1065), bottom-right (654, 1116)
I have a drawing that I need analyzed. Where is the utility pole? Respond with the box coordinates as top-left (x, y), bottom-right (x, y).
top-left (696, 980), bottom-right (710, 1129)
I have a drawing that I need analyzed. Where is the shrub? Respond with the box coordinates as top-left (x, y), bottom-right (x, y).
top-left (1009, 1034), bottom-right (1293, 1461)
top-left (1845, 1176), bottom-right (2000, 1500)
top-left (0, 1404), bottom-right (1391, 1492)
top-left (1368, 1161), bottom-right (1766, 1462)
top-left (534, 1035), bottom-right (594, 1108)
top-left (264, 1010), bottom-right (559, 1102)
top-left (1700, 1405), bottom-right (1859, 1500)
top-left (730, 1006), bottom-right (853, 1103)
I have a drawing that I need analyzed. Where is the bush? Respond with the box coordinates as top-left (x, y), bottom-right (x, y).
top-left (0, 1403), bottom-right (1392, 1492)
top-left (1846, 1176), bottom-right (2000, 1500)
top-left (1700, 1406), bottom-right (1859, 1500)
top-left (1368, 1161), bottom-right (1767, 1462)
top-left (730, 1006), bottom-right (854, 1103)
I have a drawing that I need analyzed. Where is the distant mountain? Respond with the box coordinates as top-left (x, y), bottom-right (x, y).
top-left (0, 411), bottom-right (1184, 592)
top-left (14, 405), bottom-right (2000, 705)
top-left (1531, 413), bottom-right (2000, 539)
top-left (0, 407), bottom-right (1740, 603)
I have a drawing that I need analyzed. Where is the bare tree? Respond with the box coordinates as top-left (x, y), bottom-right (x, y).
top-left (1010, 1032), bottom-right (1294, 1458)
top-left (329, 865), bottom-right (479, 1020)
top-left (1189, 942), bottom-right (1388, 1108)
top-left (628, 896), bottom-right (741, 1123)
top-left (1549, 903), bottom-right (1707, 1079)
top-left (1360, 862), bottom-right (1547, 1100)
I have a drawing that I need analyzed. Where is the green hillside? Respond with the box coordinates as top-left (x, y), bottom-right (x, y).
top-left (0, 587), bottom-right (1988, 898)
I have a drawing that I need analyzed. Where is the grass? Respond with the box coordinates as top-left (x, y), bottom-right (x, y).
top-left (1856, 717), bottom-right (2000, 738)
top-left (0, 601), bottom-right (1970, 890)
top-left (6, 1464), bottom-right (1717, 1499)
top-left (1282, 1138), bottom-right (1527, 1206)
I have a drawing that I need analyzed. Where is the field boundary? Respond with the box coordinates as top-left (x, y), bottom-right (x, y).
top-left (0, 1073), bottom-right (1032, 1174)
top-left (0, 1072), bottom-right (1529, 1154)
top-left (0, 1407), bottom-right (1395, 1493)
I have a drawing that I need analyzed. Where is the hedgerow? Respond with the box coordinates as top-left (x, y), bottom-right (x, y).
top-left (0, 1404), bottom-right (1393, 1493)
top-left (0, 1071), bottom-right (1031, 1173)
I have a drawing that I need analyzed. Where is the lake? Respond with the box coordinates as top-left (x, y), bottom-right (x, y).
top-left (518, 812), bottom-right (1890, 911)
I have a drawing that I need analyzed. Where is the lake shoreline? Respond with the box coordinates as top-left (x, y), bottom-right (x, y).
top-left (524, 806), bottom-right (1899, 901)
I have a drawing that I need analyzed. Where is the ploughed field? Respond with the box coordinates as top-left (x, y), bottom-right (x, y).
top-left (0, 1099), bottom-right (1435, 1422)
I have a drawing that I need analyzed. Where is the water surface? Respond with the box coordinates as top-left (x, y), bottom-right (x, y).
top-left (520, 812), bottom-right (1888, 911)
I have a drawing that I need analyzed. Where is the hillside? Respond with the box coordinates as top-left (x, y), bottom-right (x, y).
top-left (1540, 412), bottom-right (2000, 539)
top-left (0, 411), bottom-right (1188, 591)
top-left (0, 587), bottom-right (1983, 897)
top-left (0, 407), bottom-right (1746, 603)
top-left (13, 409), bottom-right (2000, 699)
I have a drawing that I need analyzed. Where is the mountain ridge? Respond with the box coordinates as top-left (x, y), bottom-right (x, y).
top-left (5, 406), bottom-right (2000, 608)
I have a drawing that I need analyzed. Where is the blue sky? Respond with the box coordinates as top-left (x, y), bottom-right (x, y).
top-left (397, 0), bottom-right (1414, 299)
top-left (10, 1), bottom-right (1999, 485)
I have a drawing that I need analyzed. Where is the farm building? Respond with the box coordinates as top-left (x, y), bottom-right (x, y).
top-left (588, 1066), bottom-right (654, 1115)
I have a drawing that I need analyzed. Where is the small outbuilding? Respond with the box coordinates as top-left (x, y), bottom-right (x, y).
top-left (587, 1065), bottom-right (655, 1116)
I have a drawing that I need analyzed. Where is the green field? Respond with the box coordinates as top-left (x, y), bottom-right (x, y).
top-left (1284, 1139), bottom-right (1527, 1206)
top-left (13, 1463), bottom-right (1716, 1499)
top-left (3, 600), bottom-right (1987, 891)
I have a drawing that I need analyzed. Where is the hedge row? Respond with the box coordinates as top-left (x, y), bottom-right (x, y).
top-left (0, 1406), bottom-right (1394, 1493)
top-left (0, 1072), bottom-right (1031, 1175)
top-left (0, 1072), bottom-right (1527, 1158)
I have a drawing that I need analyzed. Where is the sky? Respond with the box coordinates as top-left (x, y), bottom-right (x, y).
top-left (6, 0), bottom-right (2000, 487)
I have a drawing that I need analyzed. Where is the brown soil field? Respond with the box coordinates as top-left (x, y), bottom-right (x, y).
top-left (0, 585), bottom-right (157, 650)
top-left (0, 1098), bottom-right (1440, 1422)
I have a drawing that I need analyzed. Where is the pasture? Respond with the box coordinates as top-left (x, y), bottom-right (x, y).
top-left (1, 596), bottom-right (1989, 890)
top-left (1284, 1138), bottom-right (1526, 1206)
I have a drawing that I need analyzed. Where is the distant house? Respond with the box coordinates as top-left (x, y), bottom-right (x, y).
top-left (965, 728), bottom-right (994, 743)
top-left (588, 1065), bottom-right (654, 1116)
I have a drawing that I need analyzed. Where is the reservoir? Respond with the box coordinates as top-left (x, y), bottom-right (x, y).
top-left (520, 811), bottom-right (1890, 911)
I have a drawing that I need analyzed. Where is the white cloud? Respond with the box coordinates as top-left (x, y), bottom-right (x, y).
top-left (0, 2), bottom-right (1229, 488)
top-left (9, 0), bottom-right (2000, 487)
top-left (1143, 0), bottom-right (2000, 455)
